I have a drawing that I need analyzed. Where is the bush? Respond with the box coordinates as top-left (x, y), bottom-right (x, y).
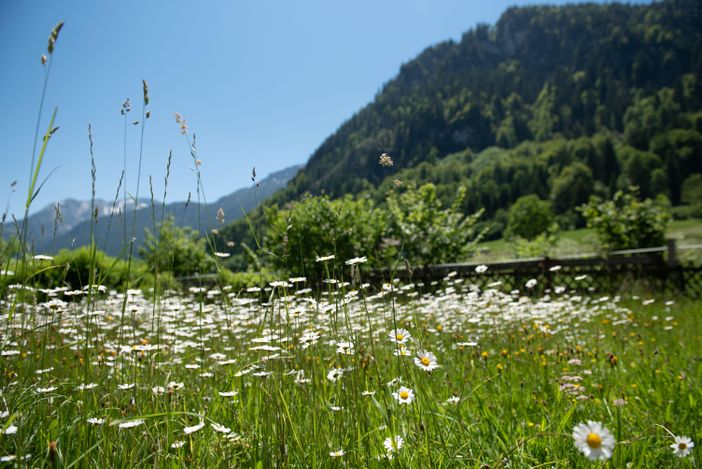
top-left (579, 187), bottom-right (671, 251)
top-left (218, 268), bottom-right (277, 292)
top-left (387, 183), bottom-right (484, 266)
top-left (38, 247), bottom-right (151, 290)
top-left (139, 217), bottom-right (216, 278)
top-left (264, 195), bottom-right (387, 281)
top-left (511, 224), bottom-right (560, 258)
top-left (505, 195), bottom-right (555, 240)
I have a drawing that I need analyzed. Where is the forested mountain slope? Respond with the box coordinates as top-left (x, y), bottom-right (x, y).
top-left (270, 0), bottom-right (700, 204)
top-left (218, 0), bottom-right (702, 263)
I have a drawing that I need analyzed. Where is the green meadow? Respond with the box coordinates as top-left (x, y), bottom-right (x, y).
top-left (0, 273), bottom-right (700, 467)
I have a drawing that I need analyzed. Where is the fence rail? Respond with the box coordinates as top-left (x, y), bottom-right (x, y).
top-left (367, 241), bottom-right (702, 297)
top-left (178, 242), bottom-right (702, 297)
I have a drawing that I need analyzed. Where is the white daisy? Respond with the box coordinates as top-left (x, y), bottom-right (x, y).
top-left (392, 386), bottom-right (415, 405)
top-left (36, 386), bottom-right (58, 393)
top-left (327, 368), bottom-right (344, 382)
top-left (329, 449), bottom-right (345, 458)
top-left (4, 424), bottom-right (18, 435)
top-left (77, 383), bottom-right (98, 391)
top-left (118, 419), bottom-right (145, 429)
top-left (183, 421), bottom-right (205, 435)
top-left (389, 328), bottom-right (411, 344)
top-left (335, 341), bottom-right (355, 355)
top-left (211, 423), bottom-right (231, 434)
top-left (572, 421), bottom-right (615, 460)
top-left (383, 435), bottom-right (404, 454)
top-left (670, 435), bottom-right (694, 458)
top-left (414, 350), bottom-right (439, 372)
top-left (345, 256), bottom-right (367, 265)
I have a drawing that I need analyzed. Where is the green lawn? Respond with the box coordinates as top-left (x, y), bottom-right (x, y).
top-left (473, 219), bottom-right (702, 263)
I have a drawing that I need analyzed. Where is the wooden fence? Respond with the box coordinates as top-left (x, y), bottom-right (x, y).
top-left (367, 241), bottom-right (702, 297)
top-left (180, 242), bottom-right (702, 297)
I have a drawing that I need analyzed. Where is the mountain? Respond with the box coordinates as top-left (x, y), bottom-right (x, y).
top-left (2, 198), bottom-right (149, 247)
top-left (218, 0), bottom-right (702, 253)
top-left (5, 165), bottom-right (301, 256)
top-left (269, 0), bottom-right (701, 205)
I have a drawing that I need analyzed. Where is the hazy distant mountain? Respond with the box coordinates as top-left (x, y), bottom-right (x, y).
top-left (4, 165), bottom-right (301, 256)
top-left (2, 198), bottom-right (149, 247)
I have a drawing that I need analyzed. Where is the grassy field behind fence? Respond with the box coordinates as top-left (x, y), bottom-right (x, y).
top-left (474, 219), bottom-right (702, 264)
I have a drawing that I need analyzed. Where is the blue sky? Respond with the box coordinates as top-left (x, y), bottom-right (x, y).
top-left (1, 0), bottom-right (648, 219)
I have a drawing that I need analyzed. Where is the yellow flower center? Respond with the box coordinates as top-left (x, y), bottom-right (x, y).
top-left (399, 391), bottom-right (409, 400)
top-left (586, 433), bottom-right (602, 449)
top-left (420, 357), bottom-right (431, 366)
top-left (678, 442), bottom-right (688, 450)
top-left (396, 334), bottom-right (404, 341)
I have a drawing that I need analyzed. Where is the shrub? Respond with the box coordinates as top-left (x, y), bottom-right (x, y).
top-left (139, 217), bottom-right (216, 278)
top-left (511, 224), bottom-right (560, 258)
top-left (35, 247), bottom-right (148, 291)
top-left (387, 183), bottom-right (484, 266)
top-left (218, 268), bottom-right (277, 292)
top-left (264, 195), bottom-right (387, 281)
top-left (505, 195), bottom-right (555, 240)
top-left (579, 187), bottom-right (671, 251)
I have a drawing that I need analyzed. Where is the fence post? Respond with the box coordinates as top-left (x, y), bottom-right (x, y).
top-left (667, 239), bottom-right (678, 268)
top-left (666, 238), bottom-right (686, 293)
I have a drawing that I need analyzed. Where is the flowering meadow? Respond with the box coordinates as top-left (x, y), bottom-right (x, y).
top-left (0, 265), bottom-right (699, 467)
top-left (2, 19), bottom-right (700, 468)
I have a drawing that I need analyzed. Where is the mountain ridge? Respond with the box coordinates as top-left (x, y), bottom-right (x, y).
top-left (216, 0), bottom-right (702, 264)
top-left (3, 165), bottom-right (301, 256)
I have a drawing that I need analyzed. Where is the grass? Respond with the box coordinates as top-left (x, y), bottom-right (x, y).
top-left (0, 274), bottom-right (700, 467)
top-left (474, 219), bottom-right (702, 263)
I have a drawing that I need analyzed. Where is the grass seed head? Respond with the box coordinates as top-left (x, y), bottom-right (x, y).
top-left (47, 21), bottom-right (64, 55)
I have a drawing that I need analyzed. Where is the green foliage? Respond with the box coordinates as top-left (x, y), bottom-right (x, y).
top-left (506, 195), bottom-right (555, 240)
top-left (512, 223), bottom-right (560, 258)
top-left (264, 195), bottom-right (387, 280)
top-left (624, 88), bottom-right (681, 150)
top-left (5, 247), bottom-right (149, 292)
top-left (680, 174), bottom-right (702, 217)
top-left (387, 184), bottom-right (484, 266)
top-left (616, 146), bottom-right (666, 198)
top-left (218, 268), bottom-right (277, 292)
top-left (473, 208), bottom-right (508, 241)
top-left (267, 0), bottom-right (702, 207)
top-left (579, 188), bottom-right (671, 251)
top-left (139, 217), bottom-right (215, 278)
top-left (261, 184), bottom-right (485, 276)
top-left (216, 0), bottom-right (702, 273)
top-left (550, 161), bottom-right (594, 215)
